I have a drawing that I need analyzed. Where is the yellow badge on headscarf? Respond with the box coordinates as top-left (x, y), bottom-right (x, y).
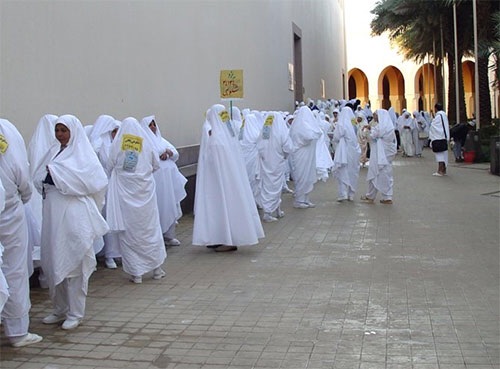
top-left (0, 135), bottom-right (8, 154)
top-left (121, 134), bottom-right (143, 152)
top-left (219, 110), bottom-right (230, 123)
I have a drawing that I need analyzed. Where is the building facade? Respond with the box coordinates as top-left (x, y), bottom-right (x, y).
top-left (0, 0), bottom-right (346, 145)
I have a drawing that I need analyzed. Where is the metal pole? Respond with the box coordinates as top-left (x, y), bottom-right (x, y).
top-left (427, 54), bottom-right (431, 111)
top-left (472, 0), bottom-right (480, 127)
top-left (433, 35), bottom-right (437, 104)
top-left (453, 1), bottom-right (460, 124)
top-left (440, 15), bottom-right (446, 108)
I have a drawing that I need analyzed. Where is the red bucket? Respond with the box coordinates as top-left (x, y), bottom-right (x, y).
top-left (463, 151), bottom-right (476, 163)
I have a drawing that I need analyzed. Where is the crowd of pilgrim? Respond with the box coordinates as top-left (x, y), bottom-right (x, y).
top-left (0, 97), bottom-right (449, 347)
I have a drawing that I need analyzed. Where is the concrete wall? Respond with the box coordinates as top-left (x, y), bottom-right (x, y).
top-left (0, 0), bottom-right (346, 145)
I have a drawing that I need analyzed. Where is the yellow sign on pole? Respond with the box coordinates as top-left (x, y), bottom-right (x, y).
top-left (220, 69), bottom-right (244, 99)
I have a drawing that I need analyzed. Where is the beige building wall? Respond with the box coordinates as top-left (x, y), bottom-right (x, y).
top-left (0, 0), bottom-right (346, 145)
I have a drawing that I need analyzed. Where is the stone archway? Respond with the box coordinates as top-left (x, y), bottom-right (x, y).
top-left (378, 66), bottom-right (406, 112)
top-left (415, 63), bottom-right (436, 112)
top-left (462, 61), bottom-right (475, 119)
top-left (347, 68), bottom-right (369, 106)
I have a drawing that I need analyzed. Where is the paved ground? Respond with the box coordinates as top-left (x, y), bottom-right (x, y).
top-left (1, 148), bottom-right (499, 369)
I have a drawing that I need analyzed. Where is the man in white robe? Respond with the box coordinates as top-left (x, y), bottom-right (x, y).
top-left (33, 115), bottom-right (109, 331)
top-left (257, 112), bottom-right (293, 222)
top-left (193, 104), bottom-right (264, 252)
top-left (429, 103), bottom-right (450, 176)
top-left (360, 109), bottom-right (397, 204)
top-left (140, 116), bottom-right (187, 247)
top-left (106, 118), bottom-right (167, 283)
top-left (332, 107), bottom-right (361, 202)
top-left (289, 106), bottom-right (322, 208)
top-left (0, 119), bottom-right (43, 346)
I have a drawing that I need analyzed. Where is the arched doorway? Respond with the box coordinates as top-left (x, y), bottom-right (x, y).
top-left (347, 68), bottom-right (369, 106)
top-left (415, 63), bottom-right (436, 112)
top-left (378, 66), bottom-right (406, 112)
top-left (462, 61), bottom-right (475, 119)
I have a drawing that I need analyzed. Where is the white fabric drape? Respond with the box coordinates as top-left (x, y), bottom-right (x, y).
top-left (139, 116), bottom-right (187, 236)
top-left (239, 113), bottom-right (262, 206)
top-left (289, 106), bottom-right (322, 203)
top-left (332, 108), bottom-right (361, 197)
top-left (106, 117), bottom-right (166, 276)
top-left (32, 115), bottom-right (109, 299)
top-left (366, 109), bottom-right (397, 197)
top-left (193, 104), bottom-right (264, 246)
top-left (257, 112), bottom-right (293, 214)
top-left (0, 119), bottom-right (32, 337)
top-left (429, 111), bottom-right (450, 165)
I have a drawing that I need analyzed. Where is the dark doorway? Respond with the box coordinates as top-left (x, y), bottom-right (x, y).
top-left (293, 23), bottom-right (303, 104)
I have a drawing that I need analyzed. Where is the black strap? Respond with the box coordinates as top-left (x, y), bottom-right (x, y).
top-left (439, 114), bottom-right (447, 140)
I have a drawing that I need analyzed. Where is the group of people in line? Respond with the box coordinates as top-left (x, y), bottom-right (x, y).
top-left (0, 113), bottom-right (186, 346)
top-left (0, 97), bottom-right (451, 347)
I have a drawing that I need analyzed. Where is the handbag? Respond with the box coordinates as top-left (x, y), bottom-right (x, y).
top-left (418, 131), bottom-right (429, 139)
top-left (431, 115), bottom-right (448, 153)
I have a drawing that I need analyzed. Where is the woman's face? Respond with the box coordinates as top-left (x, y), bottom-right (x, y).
top-left (111, 128), bottom-right (119, 140)
top-left (149, 120), bottom-right (157, 135)
top-left (55, 123), bottom-right (71, 146)
top-left (373, 112), bottom-right (378, 123)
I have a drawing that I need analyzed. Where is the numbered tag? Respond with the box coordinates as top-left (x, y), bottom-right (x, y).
top-left (123, 150), bottom-right (139, 172)
top-left (0, 134), bottom-right (8, 154)
top-left (121, 134), bottom-right (143, 153)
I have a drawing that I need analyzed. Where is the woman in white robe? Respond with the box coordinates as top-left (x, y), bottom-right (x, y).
top-left (239, 113), bottom-right (262, 207)
top-left (332, 107), bottom-right (361, 202)
top-left (412, 111), bottom-right (427, 157)
top-left (397, 111), bottom-right (416, 157)
top-left (193, 104), bottom-right (264, 251)
top-left (289, 106), bottom-right (322, 208)
top-left (26, 114), bottom-right (58, 282)
top-left (106, 117), bottom-right (166, 283)
top-left (356, 111), bottom-right (370, 167)
top-left (32, 115), bottom-right (109, 331)
top-left (314, 111), bottom-right (334, 182)
top-left (0, 119), bottom-right (43, 346)
top-left (257, 112), bottom-right (293, 222)
top-left (429, 103), bottom-right (450, 176)
top-left (139, 116), bottom-right (187, 247)
top-left (361, 109), bottom-right (397, 204)
top-left (89, 115), bottom-right (122, 268)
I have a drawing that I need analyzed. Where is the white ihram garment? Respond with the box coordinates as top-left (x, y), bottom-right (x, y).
top-left (289, 106), bottom-right (322, 204)
top-left (429, 111), bottom-right (450, 166)
top-left (139, 116), bottom-right (187, 238)
top-left (33, 115), bottom-right (109, 321)
top-left (315, 112), bottom-right (334, 182)
top-left (366, 110), bottom-right (397, 200)
top-left (0, 119), bottom-right (32, 337)
top-left (257, 112), bottom-right (293, 215)
top-left (106, 118), bottom-right (166, 277)
top-left (332, 108), bottom-right (361, 200)
top-left (193, 104), bottom-right (264, 246)
top-left (239, 113), bottom-right (262, 207)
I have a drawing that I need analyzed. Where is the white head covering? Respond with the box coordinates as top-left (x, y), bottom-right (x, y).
top-left (28, 114), bottom-right (58, 177)
top-left (289, 106), bottom-right (322, 149)
top-left (90, 115), bottom-right (120, 153)
top-left (32, 114), bottom-right (108, 199)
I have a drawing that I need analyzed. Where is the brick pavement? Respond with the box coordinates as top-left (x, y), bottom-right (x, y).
top-left (1, 148), bottom-right (499, 369)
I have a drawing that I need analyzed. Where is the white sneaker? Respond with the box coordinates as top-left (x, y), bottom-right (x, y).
top-left (276, 210), bottom-right (285, 218)
top-left (105, 258), bottom-right (117, 269)
top-left (263, 213), bottom-right (278, 223)
top-left (153, 267), bottom-right (166, 280)
top-left (130, 275), bottom-right (142, 284)
top-left (337, 197), bottom-right (347, 202)
top-left (164, 238), bottom-right (180, 246)
top-left (306, 201), bottom-right (316, 208)
top-left (62, 318), bottom-right (81, 330)
top-left (43, 313), bottom-right (65, 325)
top-left (293, 202), bottom-right (309, 209)
top-left (11, 333), bottom-right (43, 347)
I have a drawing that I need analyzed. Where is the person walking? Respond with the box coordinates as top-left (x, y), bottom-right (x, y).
top-left (429, 103), bottom-right (450, 176)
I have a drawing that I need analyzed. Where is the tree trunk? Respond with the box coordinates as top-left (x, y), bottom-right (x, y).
top-left (478, 55), bottom-right (492, 126)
